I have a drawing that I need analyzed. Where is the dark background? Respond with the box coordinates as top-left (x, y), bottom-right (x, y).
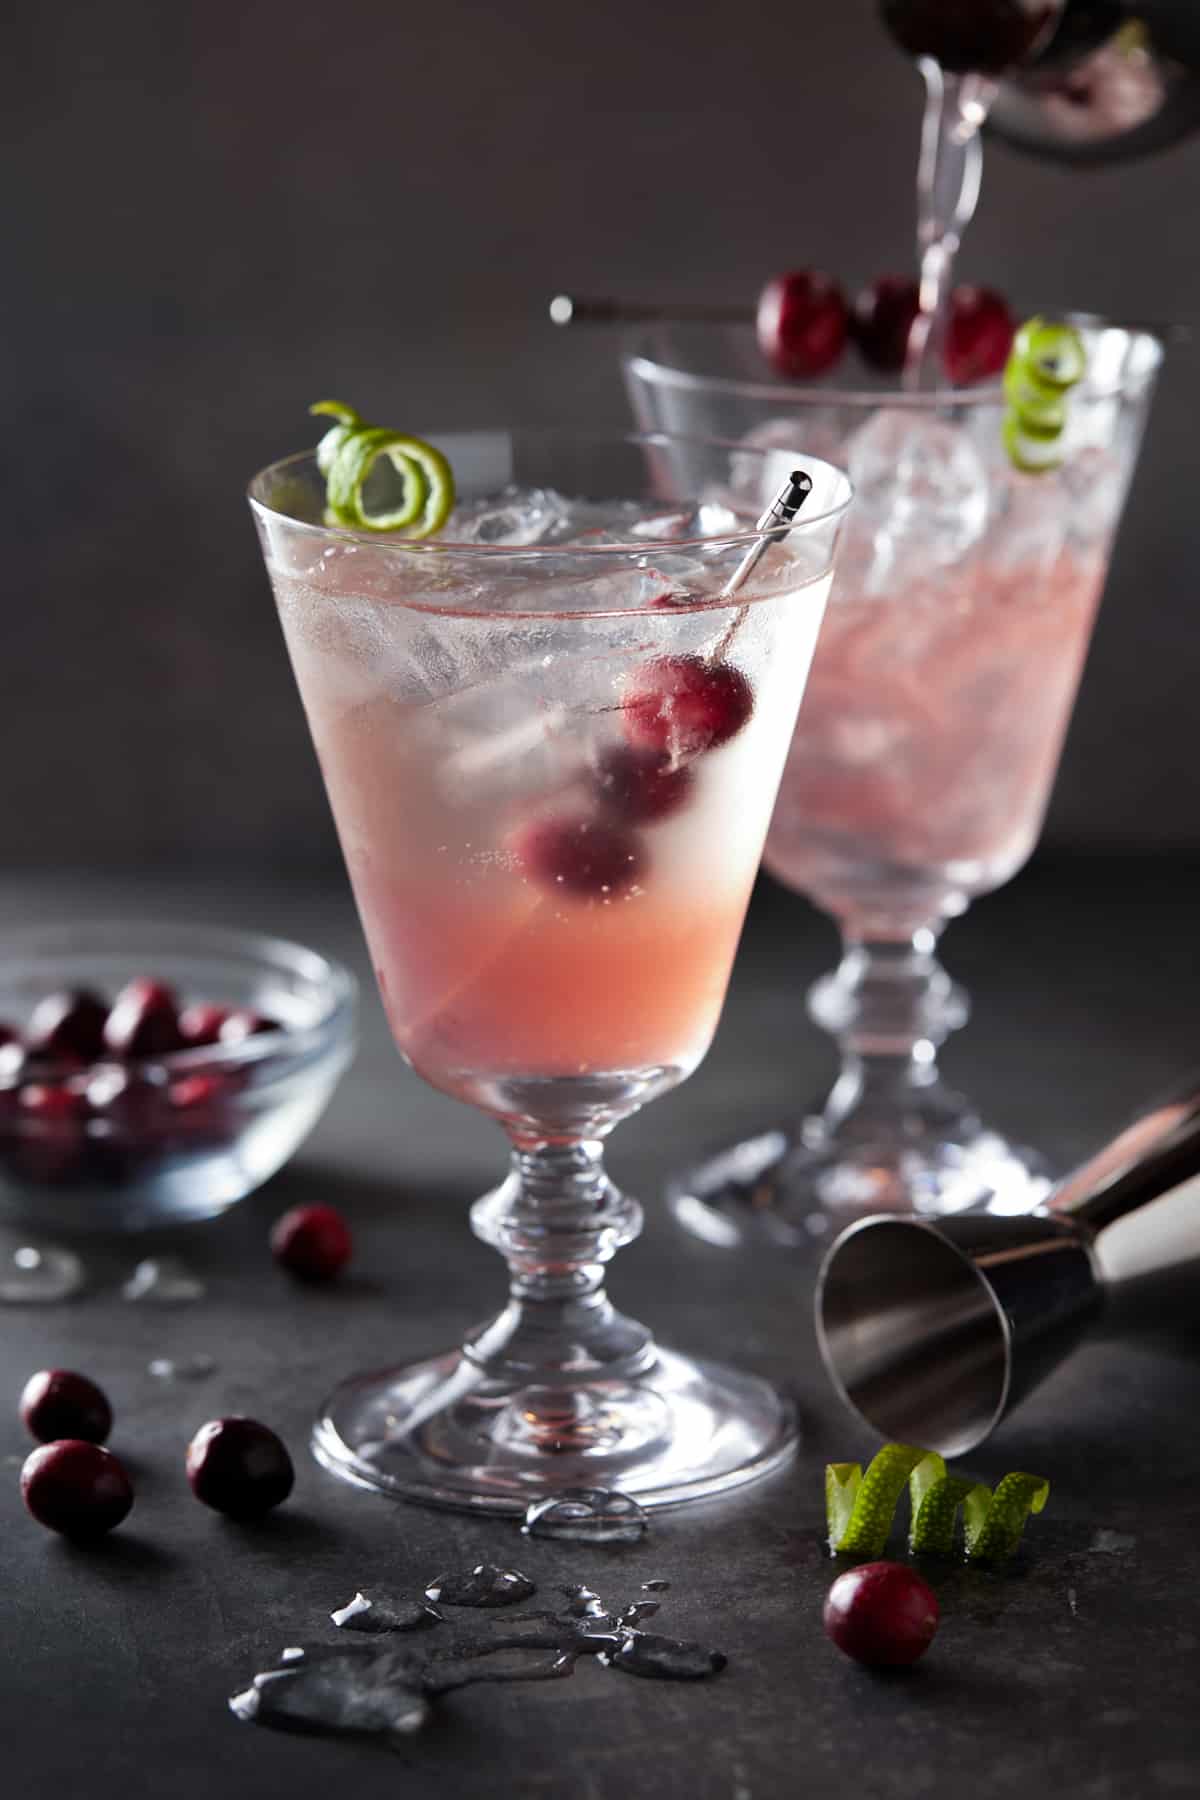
top-left (6, 0), bottom-right (1200, 870)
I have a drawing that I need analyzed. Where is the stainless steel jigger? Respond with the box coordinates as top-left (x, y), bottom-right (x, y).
top-left (815, 1078), bottom-right (1200, 1455)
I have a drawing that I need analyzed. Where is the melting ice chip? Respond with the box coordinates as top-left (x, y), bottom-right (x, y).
top-left (609, 1631), bottom-right (727, 1681)
top-left (230, 1646), bottom-right (431, 1742)
top-left (148, 1354), bottom-right (217, 1381)
top-left (446, 486), bottom-right (570, 546)
top-left (522, 1487), bottom-right (650, 1545)
top-left (423, 1565), bottom-right (536, 1607)
top-left (331, 1590), bottom-right (442, 1634)
top-left (122, 1256), bottom-right (206, 1304)
top-left (846, 407), bottom-right (990, 578)
top-left (0, 1242), bottom-right (84, 1304)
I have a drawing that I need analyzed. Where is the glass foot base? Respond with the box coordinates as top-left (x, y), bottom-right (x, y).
top-left (669, 1120), bottom-right (1053, 1251)
top-left (312, 1344), bottom-right (797, 1514)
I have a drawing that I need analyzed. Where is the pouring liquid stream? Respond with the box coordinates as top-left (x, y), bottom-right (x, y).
top-left (904, 60), bottom-right (999, 391)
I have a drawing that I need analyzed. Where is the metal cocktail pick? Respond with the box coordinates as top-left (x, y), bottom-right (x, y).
top-left (706, 468), bottom-right (814, 658)
top-left (815, 1076), bottom-right (1200, 1454)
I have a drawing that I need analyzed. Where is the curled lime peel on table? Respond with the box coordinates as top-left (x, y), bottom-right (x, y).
top-left (1001, 318), bottom-right (1087, 475)
top-left (310, 399), bottom-right (455, 537)
top-left (827, 1443), bottom-right (1049, 1562)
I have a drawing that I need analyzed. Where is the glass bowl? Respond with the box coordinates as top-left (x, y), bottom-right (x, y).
top-left (0, 923), bottom-right (357, 1232)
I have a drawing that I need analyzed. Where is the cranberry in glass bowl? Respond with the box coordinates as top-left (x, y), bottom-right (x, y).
top-left (0, 923), bottom-right (356, 1232)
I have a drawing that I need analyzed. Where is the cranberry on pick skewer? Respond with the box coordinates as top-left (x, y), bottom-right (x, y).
top-left (852, 275), bottom-right (922, 373)
top-left (945, 284), bottom-right (1016, 385)
top-left (755, 270), bottom-right (850, 379)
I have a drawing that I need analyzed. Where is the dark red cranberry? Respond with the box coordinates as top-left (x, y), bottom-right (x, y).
top-left (186, 1417), bottom-right (294, 1519)
top-left (823, 1561), bottom-right (940, 1668)
top-left (218, 1010), bottom-right (281, 1047)
top-left (946, 285), bottom-right (1015, 386)
top-left (82, 1066), bottom-right (163, 1182)
top-left (756, 270), bottom-right (849, 379)
top-left (166, 1072), bottom-right (233, 1151)
top-left (623, 655), bottom-right (754, 760)
top-left (20, 1369), bottom-right (113, 1445)
top-left (178, 1003), bottom-right (232, 1048)
top-left (513, 814), bottom-right (645, 900)
top-left (21, 1440), bottom-right (134, 1538)
top-left (593, 745), bottom-right (693, 825)
top-left (270, 1203), bottom-right (353, 1282)
top-left (104, 979), bottom-right (183, 1060)
top-left (879, 0), bottom-right (1054, 75)
top-left (26, 988), bottom-right (109, 1064)
top-left (169, 1072), bottom-right (227, 1112)
top-left (86, 1065), bottom-right (162, 1134)
top-left (14, 1082), bottom-right (88, 1183)
top-left (852, 275), bottom-right (921, 374)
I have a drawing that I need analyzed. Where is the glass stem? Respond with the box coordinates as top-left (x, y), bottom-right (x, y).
top-left (467, 1138), bottom-right (653, 1386)
top-left (808, 928), bottom-right (971, 1142)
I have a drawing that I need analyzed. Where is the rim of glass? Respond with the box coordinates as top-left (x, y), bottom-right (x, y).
top-left (247, 428), bottom-right (854, 558)
top-left (622, 311), bottom-right (1164, 409)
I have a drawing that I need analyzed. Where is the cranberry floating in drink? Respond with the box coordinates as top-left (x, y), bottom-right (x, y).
top-left (249, 418), bottom-right (850, 1510)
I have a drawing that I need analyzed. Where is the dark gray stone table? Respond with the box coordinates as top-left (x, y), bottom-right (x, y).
top-left (1, 862), bottom-right (1197, 1799)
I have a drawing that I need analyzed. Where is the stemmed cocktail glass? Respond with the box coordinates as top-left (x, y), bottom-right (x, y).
top-left (249, 428), bottom-right (851, 1510)
top-left (626, 320), bottom-right (1161, 1245)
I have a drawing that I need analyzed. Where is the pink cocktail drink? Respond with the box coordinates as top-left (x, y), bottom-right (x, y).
top-left (765, 543), bottom-right (1105, 933)
top-left (250, 428), bottom-right (853, 1511)
top-left (626, 321), bottom-right (1161, 1228)
top-left (285, 590), bottom-right (816, 1130)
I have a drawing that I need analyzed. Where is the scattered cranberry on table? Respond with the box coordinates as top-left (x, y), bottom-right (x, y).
top-left (756, 270), bottom-right (850, 379)
top-left (21, 1439), bottom-right (134, 1538)
top-left (20, 1369), bottom-right (113, 1444)
top-left (823, 1561), bottom-right (940, 1667)
top-left (186, 1417), bottom-right (295, 1519)
top-left (270, 1203), bottom-right (353, 1282)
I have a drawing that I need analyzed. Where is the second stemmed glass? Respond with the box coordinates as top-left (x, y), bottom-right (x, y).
top-left (250, 428), bottom-right (851, 1512)
top-left (625, 319), bottom-right (1162, 1245)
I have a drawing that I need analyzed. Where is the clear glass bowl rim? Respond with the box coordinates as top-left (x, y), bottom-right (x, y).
top-left (0, 920), bottom-right (358, 1078)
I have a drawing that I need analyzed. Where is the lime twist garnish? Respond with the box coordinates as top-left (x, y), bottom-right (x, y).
top-left (309, 400), bottom-right (454, 537)
top-left (827, 1443), bottom-right (1050, 1564)
top-left (1001, 318), bottom-right (1088, 475)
